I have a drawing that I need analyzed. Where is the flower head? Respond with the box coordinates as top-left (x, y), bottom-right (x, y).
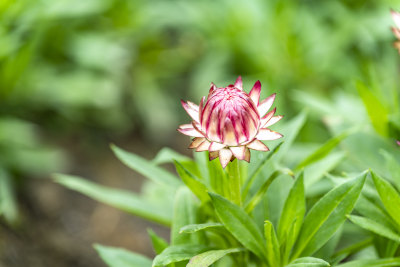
top-left (178, 76), bottom-right (283, 168)
top-left (391, 10), bottom-right (400, 53)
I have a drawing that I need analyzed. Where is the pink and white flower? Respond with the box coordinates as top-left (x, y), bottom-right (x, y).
top-left (178, 76), bottom-right (283, 168)
top-left (391, 10), bottom-right (400, 53)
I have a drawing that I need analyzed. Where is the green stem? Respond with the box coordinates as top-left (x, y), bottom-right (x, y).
top-left (227, 159), bottom-right (242, 206)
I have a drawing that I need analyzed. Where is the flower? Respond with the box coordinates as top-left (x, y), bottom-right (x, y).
top-left (178, 76), bottom-right (283, 168)
top-left (391, 10), bottom-right (400, 53)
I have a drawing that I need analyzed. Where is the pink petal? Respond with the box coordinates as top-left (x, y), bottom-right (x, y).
top-left (397, 140), bottom-right (400, 146)
top-left (260, 108), bottom-right (276, 128)
top-left (219, 148), bottom-right (233, 168)
top-left (246, 140), bottom-right (269, 151)
top-left (392, 10), bottom-right (400, 28)
top-left (264, 115), bottom-right (283, 128)
top-left (181, 100), bottom-right (200, 123)
top-left (257, 93), bottom-right (276, 117)
top-left (209, 83), bottom-right (217, 94)
top-left (234, 76), bottom-right (243, 90)
top-left (189, 137), bottom-right (205, 149)
top-left (256, 128), bottom-right (283, 140)
top-left (209, 142), bottom-right (226, 151)
top-left (209, 151), bottom-right (219, 161)
top-left (177, 124), bottom-right (204, 137)
top-left (199, 96), bottom-right (206, 124)
top-left (392, 27), bottom-right (400, 39)
top-left (244, 148), bottom-right (250, 163)
top-left (249, 80), bottom-right (261, 105)
top-left (230, 146), bottom-right (246, 160)
top-left (196, 140), bottom-right (211, 152)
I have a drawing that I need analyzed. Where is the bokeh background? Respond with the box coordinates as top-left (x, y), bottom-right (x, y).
top-left (1, 0), bottom-right (399, 266)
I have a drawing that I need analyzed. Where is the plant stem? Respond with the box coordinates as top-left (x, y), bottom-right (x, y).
top-left (227, 158), bottom-right (242, 206)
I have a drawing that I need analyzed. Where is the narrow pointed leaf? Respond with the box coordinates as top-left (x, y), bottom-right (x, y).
top-left (111, 145), bottom-right (181, 187)
top-left (152, 147), bottom-right (191, 165)
top-left (291, 172), bottom-right (366, 259)
top-left (94, 244), bottom-right (152, 267)
top-left (278, 173), bottom-right (305, 250)
top-left (335, 257), bottom-right (400, 267)
top-left (174, 160), bottom-right (210, 203)
top-left (286, 257), bottom-right (330, 267)
top-left (147, 229), bottom-right (169, 254)
top-left (0, 168), bottom-right (18, 223)
top-left (179, 222), bottom-right (223, 234)
top-left (152, 244), bottom-right (209, 267)
top-left (348, 215), bottom-right (400, 243)
top-left (264, 221), bottom-right (280, 267)
top-left (187, 248), bottom-right (243, 267)
top-left (371, 171), bottom-right (400, 228)
top-left (54, 174), bottom-right (171, 226)
top-left (209, 193), bottom-right (267, 262)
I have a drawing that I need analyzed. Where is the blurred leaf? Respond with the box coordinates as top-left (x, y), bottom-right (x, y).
top-left (94, 244), bottom-right (152, 267)
top-left (0, 168), bottom-right (17, 223)
top-left (171, 187), bottom-right (202, 245)
top-left (381, 150), bottom-right (400, 191)
top-left (335, 258), bottom-right (400, 267)
top-left (356, 81), bottom-right (389, 136)
top-left (371, 171), bottom-right (400, 228)
top-left (152, 244), bottom-right (209, 267)
top-left (54, 174), bottom-right (172, 226)
top-left (111, 145), bottom-right (181, 188)
top-left (174, 160), bottom-right (210, 203)
top-left (347, 215), bottom-right (400, 243)
top-left (291, 172), bottom-right (366, 259)
top-left (187, 248), bottom-right (243, 267)
top-left (278, 172), bottom-right (305, 262)
top-left (147, 229), bottom-right (169, 255)
top-left (285, 257), bottom-right (330, 267)
top-left (209, 192), bottom-right (267, 262)
top-left (153, 148), bottom-right (191, 165)
top-left (264, 220), bottom-right (280, 267)
top-left (304, 152), bottom-right (345, 187)
top-left (295, 129), bottom-right (353, 171)
top-left (179, 222), bottom-right (223, 234)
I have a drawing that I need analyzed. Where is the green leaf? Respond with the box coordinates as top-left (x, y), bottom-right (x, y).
top-left (371, 171), bottom-right (400, 228)
top-left (356, 80), bottom-right (389, 136)
top-left (295, 129), bottom-right (353, 171)
top-left (147, 229), bottom-right (169, 254)
top-left (347, 215), bottom-right (400, 243)
top-left (179, 222), bottom-right (223, 234)
top-left (264, 221), bottom-right (280, 267)
top-left (187, 248), bottom-right (243, 267)
top-left (242, 142), bottom-right (283, 198)
top-left (54, 174), bottom-right (172, 226)
top-left (291, 172), bottom-right (366, 259)
top-left (335, 257), bottom-right (400, 267)
top-left (285, 257), bottom-right (330, 267)
top-left (152, 147), bottom-right (191, 165)
top-left (244, 170), bottom-right (282, 213)
top-left (94, 244), bottom-right (152, 267)
top-left (111, 144), bottom-right (181, 188)
top-left (304, 152), bottom-right (345, 187)
top-left (0, 168), bottom-right (18, 224)
top-left (171, 187), bottom-right (202, 245)
top-left (152, 244), bottom-right (209, 267)
top-left (278, 172), bottom-right (305, 261)
top-left (174, 160), bottom-right (210, 203)
top-left (209, 192), bottom-right (267, 262)
top-left (381, 150), bottom-right (400, 191)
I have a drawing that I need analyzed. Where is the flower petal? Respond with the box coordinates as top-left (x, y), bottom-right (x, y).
top-left (246, 140), bottom-right (269, 151)
top-left (260, 108), bottom-right (276, 128)
top-left (219, 148), bottom-right (233, 168)
top-left (230, 146), bottom-right (246, 160)
top-left (256, 128), bottom-right (283, 140)
top-left (209, 142), bottom-right (226, 151)
top-left (209, 151), bottom-right (219, 161)
top-left (244, 148), bottom-right (250, 163)
top-left (393, 27), bottom-right (400, 40)
top-left (258, 93), bottom-right (276, 117)
top-left (392, 10), bottom-right (400, 28)
top-left (234, 76), bottom-right (243, 90)
top-left (189, 137), bottom-right (205, 149)
top-left (181, 100), bottom-right (200, 123)
top-left (196, 140), bottom-right (211, 152)
top-left (178, 124), bottom-right (204, 137)
top-left (264, 115), bottom-right (283, 128)
top-left (249, 80), bottom-right (261, 105)
top-left (209, 83), bottom-right (217, 94)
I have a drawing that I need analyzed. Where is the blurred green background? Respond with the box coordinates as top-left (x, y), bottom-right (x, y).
top-left (1, 0), bottom-right (400, 266)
